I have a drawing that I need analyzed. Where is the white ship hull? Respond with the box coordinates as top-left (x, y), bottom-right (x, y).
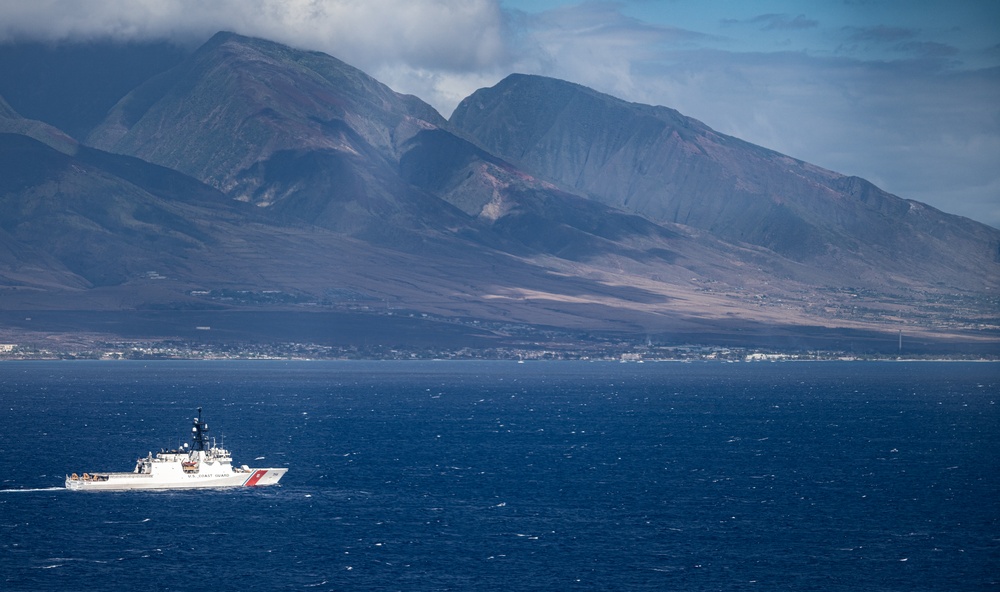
top-left (65, 408), bottom-right (287, 491)
top-left (65, 467), bottom-right (286, 491)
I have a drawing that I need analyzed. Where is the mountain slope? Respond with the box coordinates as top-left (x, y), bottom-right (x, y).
top-left (450, 74), bottom-right (1000, 291)
top-left (1, 129), bottom-right (778, 344)
top-left (0, 132), bottom-right (247, 289)
top-left (0, 95), bottom-right (78, 155)
top-left (87, 32), bottom-right (455, 236)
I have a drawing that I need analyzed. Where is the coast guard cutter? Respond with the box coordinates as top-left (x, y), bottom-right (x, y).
top-left (65, 408), bottom-right (286, 491)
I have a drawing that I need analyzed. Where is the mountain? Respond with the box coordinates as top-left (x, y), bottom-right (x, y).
top-left (1, 33), bottom-right (997, 355)
top-left (0, 129), bottom-right (243, 290)
top-left (0, 95), bottom-right (78, 154)
top-left (82, 33), bottom-right (722, 280)
top-left (87, 32), bottom-right (457, 239)
top-left (0, 92), bottom-right (723, 344)
top-left (450, 74), bottom-right (1000, 291)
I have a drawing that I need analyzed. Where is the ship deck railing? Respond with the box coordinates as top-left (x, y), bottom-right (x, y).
top-left (67, 472), bottom-right (154, 481)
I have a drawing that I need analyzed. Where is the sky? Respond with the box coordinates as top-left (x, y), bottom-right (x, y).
top-left (1, 0), bottom-right (998, 228)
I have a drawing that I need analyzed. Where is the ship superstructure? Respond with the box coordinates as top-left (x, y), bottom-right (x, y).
top-left (65, 408), bottom-right (286, 491)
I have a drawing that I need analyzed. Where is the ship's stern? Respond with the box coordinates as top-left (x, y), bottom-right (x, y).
top-left (243, 467), bottom-right (287, 487)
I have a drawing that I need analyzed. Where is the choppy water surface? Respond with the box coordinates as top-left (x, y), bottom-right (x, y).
top-left (1, 360), bottom-right (997, 591)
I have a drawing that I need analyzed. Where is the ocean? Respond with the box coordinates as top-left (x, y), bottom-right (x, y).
top-left (0, 360), bottom-right (996, 591)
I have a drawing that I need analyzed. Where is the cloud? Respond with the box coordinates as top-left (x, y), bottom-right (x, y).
top-left (497, 3), bottom-right (715, 106)
top-left (754, 14), bottom-right (819, 31)
top-left (895, 40), bottom-right (959, 59)
top-left (723, 13), bottom-right (818, 31)
top-left (379, 2), bottom-right (715, 124)
top-left (839, 25), bottom-right (959, 61)
top-left (844, 25), bottom-right (915, 44)
top-left (0, 0), bottom-right (509, 72)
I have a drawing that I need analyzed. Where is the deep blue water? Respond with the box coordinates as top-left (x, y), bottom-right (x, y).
top-left (0, 360), bottom-right (997, 591)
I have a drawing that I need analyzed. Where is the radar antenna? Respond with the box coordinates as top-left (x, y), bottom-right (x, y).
top-left (191, 407), bottom-right (209, 451)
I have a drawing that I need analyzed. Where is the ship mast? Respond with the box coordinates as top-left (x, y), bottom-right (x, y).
top-left (192, 407), bottom-right (209, 451)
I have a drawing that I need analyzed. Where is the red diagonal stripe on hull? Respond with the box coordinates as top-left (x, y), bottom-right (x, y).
top-left (244, 470), bottom-right (268, 486)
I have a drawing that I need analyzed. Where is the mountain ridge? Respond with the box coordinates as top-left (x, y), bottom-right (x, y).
top-left (0, 33), bottom-right (996, 354)
top-left (450, 73), bottom-right (999, 290)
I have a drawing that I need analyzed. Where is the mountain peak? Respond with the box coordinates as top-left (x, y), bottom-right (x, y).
top-left (87, 31), bottom-right (447, 214)
top-left (458, 73), bottom-right (697, 130)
